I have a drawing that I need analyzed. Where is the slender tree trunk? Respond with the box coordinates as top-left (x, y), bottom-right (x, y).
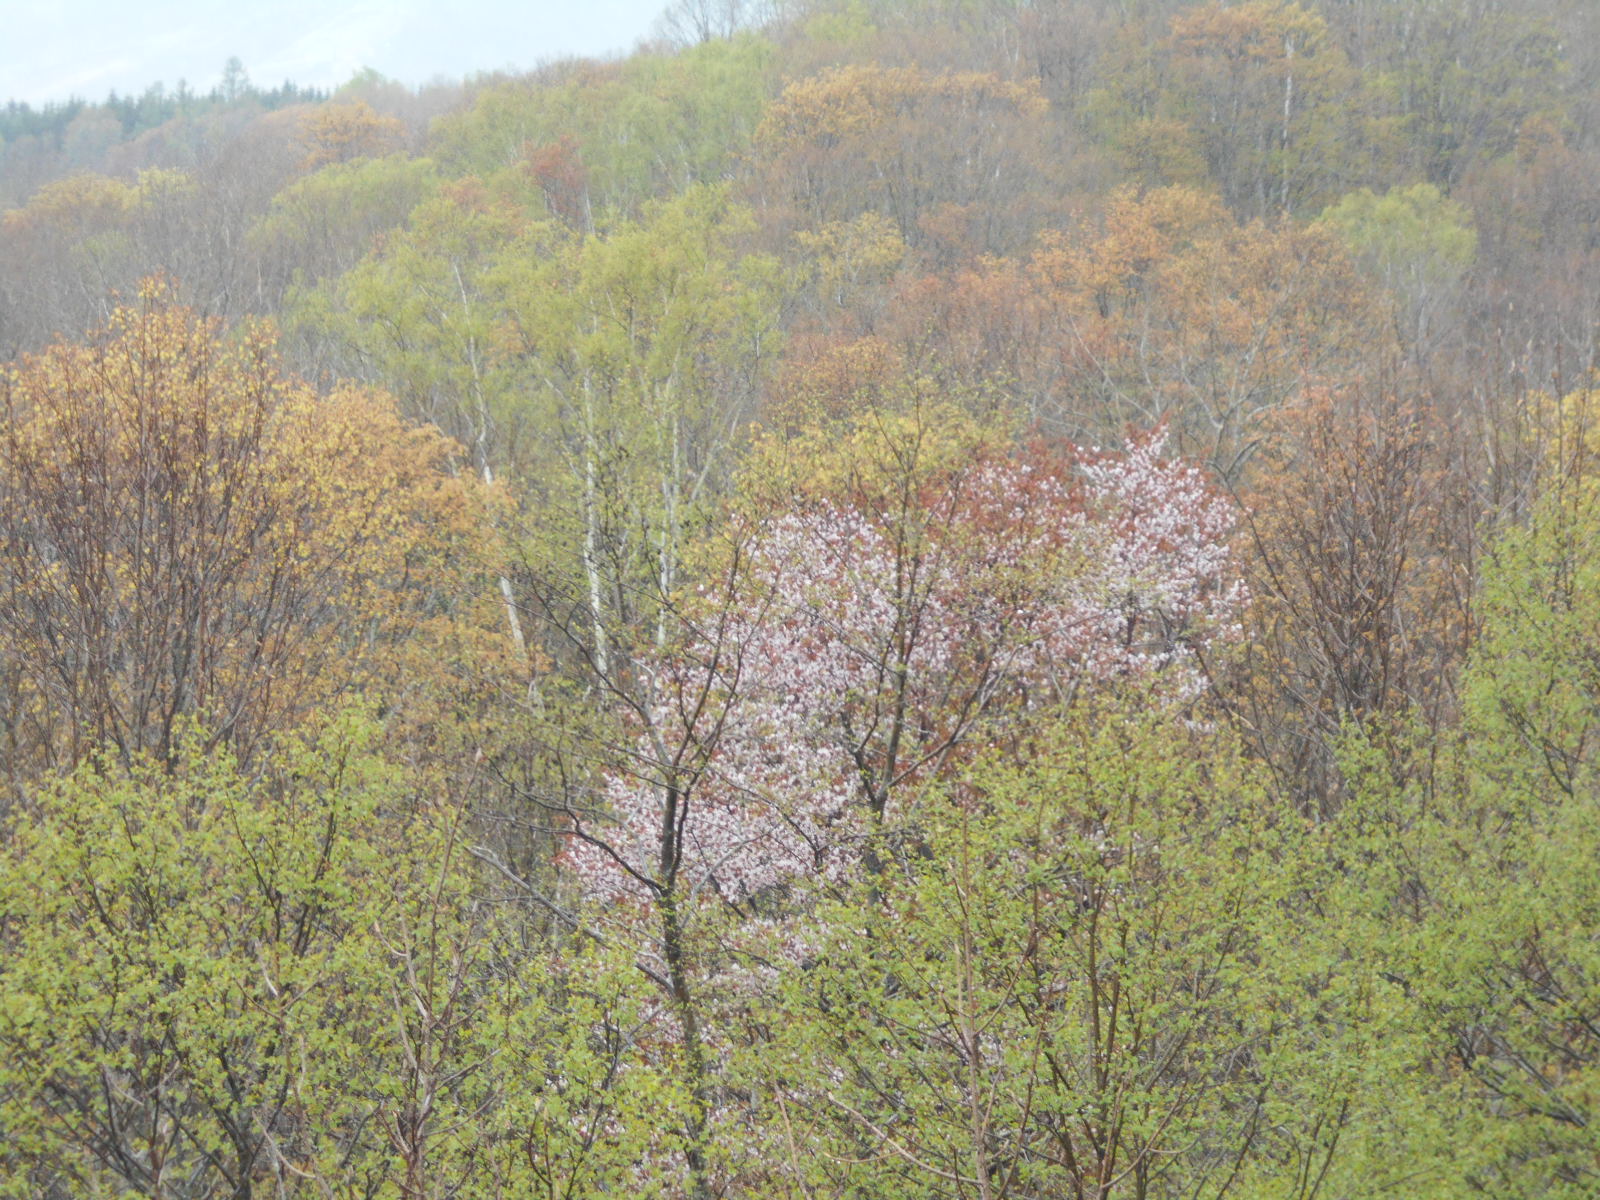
top-left (1281, 33), bottom-right (1295, 213)
top-left (581, 375), bottom-right (611, 679)
top-left (658, 874), bottom-right (713, 1200)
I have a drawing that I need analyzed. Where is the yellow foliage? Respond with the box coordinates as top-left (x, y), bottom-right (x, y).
top-left (133, 167), bottom-right (197, 207)
top-left (1169, 0), bottom-right (1334, 69)
top-left (793, 211), bottom-right (906, 304)
top-left (742, 392), bottom-right (1006, 514)
top-left (1, 173), bottom-right (137, 238)
top-left (0, 283), bottom-right (499, 778)
top-left (771, 335), bottom-right (909, 423)
top-left (1521, 386), bottom-right (1600, 529)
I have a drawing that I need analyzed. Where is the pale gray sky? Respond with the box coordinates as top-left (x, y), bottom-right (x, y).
top-left (1, 0), bottom-right (674, 106)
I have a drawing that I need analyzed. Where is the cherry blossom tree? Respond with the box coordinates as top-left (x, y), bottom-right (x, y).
top-left (569, 427), bottom-right (1245, 910)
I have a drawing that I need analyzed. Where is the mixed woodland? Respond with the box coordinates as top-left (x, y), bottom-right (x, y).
top-left (4, 0), bottom-right (1600, 1195)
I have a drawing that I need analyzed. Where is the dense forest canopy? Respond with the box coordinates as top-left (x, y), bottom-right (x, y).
top-left (3, 0), bottom-right (1600, 1196)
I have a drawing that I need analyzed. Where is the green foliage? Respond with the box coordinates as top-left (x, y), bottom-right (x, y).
top-left (493, 934), bottom-right (702, 1198)
top-left (433, 36), bottom-right (776, 218)
top-left (248, 153), bottom-right (440, 298)
top-left (1321, 183), bottom-right (1477, 286)
top-left (490, 182), bottom-right (782, 662)
top-left (0, 711), bottom-right (691, 1198)
top-left (294, 170), bottom-right (781, 683)
top-left (0, 715), bottom-right (429, 1194)
top-left (1466, 448), bottom-right (1600, 802)
top-left (1356, 0), bottom-right (1570, 187)
top-left (1089, 1), bottom-right (1366, 219)
top-left (1319, 182), bottom-right (1476, 344)
top-left (761, 696), bottom-right (1390, 1198)
top-left (286, 176), bottom-right (530, 461)
top-left (1318, 452), bottom-right (1600, 1197)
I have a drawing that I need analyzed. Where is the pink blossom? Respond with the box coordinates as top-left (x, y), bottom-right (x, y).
top-left (568, 430), bottom-right (1246, 907)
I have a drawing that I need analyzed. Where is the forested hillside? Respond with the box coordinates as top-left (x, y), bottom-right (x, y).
top-left (4, 1), bottom-right (1600, 1196)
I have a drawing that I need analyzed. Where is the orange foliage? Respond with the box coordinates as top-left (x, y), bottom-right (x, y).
top-left (872, 186), bottom-right (1382, 469)
top-left (298, 100), bottom-right (406, 169)
top-left (755, 63), bottom-right (1058, 252)
top-left (769, 334), bottom-right (908, 424)
top-left (0, 283), bottom-right (496, 778)
top-left (521, 134), bottom-right (591, 229)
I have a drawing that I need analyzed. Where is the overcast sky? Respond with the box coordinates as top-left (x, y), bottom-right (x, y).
top-left (1, 0), bottom-right (674, 107)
